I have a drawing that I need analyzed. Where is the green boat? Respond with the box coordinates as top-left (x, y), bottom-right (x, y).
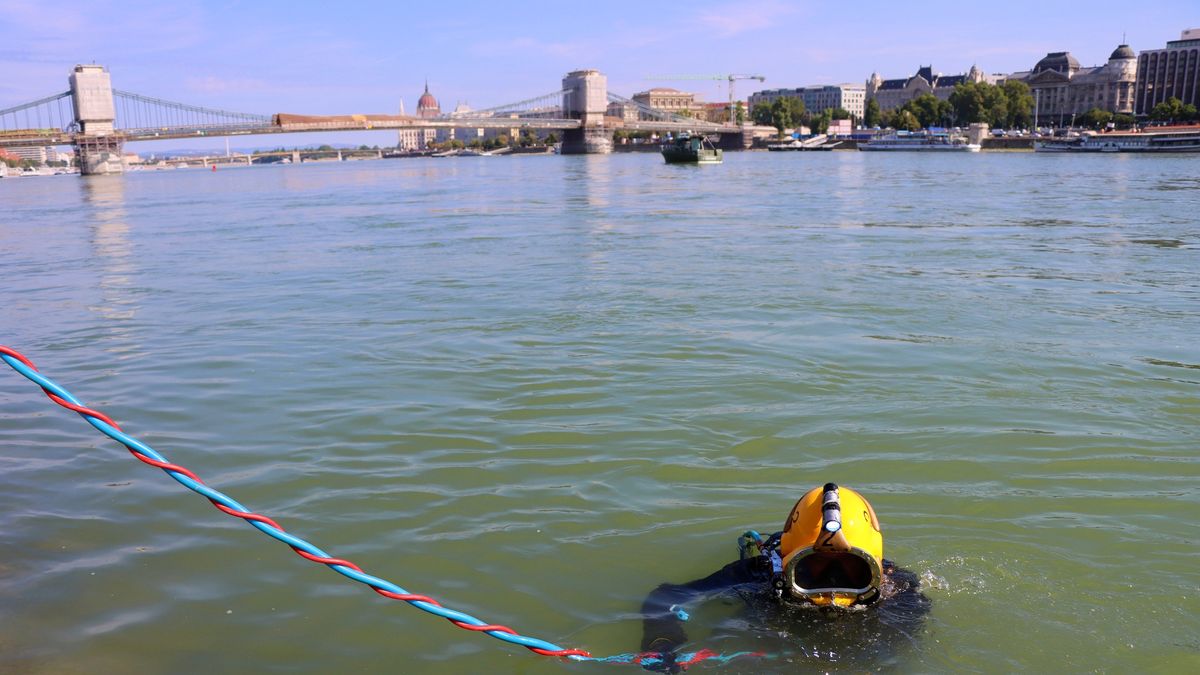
top-left (661, 133), bottom-right (723, 164)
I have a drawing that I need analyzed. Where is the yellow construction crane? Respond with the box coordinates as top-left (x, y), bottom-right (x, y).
top-left (643, 74), bottom-right (766, 123)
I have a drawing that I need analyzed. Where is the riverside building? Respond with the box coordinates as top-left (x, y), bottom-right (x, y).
top-left (747, 84), bottom-right (865, 120)
top-left (1134, 29), bottom-right (1200, 114)
top-left (632, 88), bottom-right (700, 116)
top-left (395, 82), bottom-right (441, 150)
top-left (866, 65), bottom-right (996, 111)
top-left (1011, 46), bottom-right (1137, 125)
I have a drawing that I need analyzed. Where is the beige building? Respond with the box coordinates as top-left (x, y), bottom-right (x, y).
top-left (1010, 46), bottom-right (1137, 124)
top-left (606, 100), bottom-right (639, 122)
top-left (632, 88), bottom-right (699, 115)
top-left (1135, 29), bottom-right (1200, 115)
top-left (867, 65), bottom-right (995, 111)
top-left (699, 101), bottom-right (743, 123)
top-left (7, 146), bottom-right (49, 163)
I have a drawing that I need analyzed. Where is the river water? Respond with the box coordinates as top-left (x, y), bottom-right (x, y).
top-left (1, 151), bottom-right (1197, 673)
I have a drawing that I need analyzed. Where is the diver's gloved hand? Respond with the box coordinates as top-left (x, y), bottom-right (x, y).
top-left (641, 636), bottom-right (682, 673)
top-left (641, 649), bottom-right (680, 673)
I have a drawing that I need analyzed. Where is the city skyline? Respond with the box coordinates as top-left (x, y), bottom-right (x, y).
top-left (2, 0), bottom-right (1195, 149)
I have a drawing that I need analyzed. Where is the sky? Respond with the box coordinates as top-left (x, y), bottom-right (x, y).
top-left (2, 0), bottom-right (1196, 150)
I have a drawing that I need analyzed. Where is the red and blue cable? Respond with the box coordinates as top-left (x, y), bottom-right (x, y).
top-left (1, 345), bottom-right (589, 659)
top-left (3, 344), bottom-right (779, 668)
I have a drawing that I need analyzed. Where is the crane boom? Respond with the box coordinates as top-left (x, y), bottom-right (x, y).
top-left (643, 74), bottom-right (765, 124)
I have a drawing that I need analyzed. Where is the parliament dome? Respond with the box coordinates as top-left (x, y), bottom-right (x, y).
top-left (417, 81), bottom-right (439, 117)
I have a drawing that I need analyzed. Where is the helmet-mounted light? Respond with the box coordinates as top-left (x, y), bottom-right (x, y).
top-left (778, 483), bottom-right (884, 608)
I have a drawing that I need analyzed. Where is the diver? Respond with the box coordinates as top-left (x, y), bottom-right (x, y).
top-left (639, 484), bottom-right (930, 671)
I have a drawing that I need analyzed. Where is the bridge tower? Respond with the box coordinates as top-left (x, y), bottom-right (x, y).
top-left (69, 64), bottom-right (124, 175)
top-left (560, 70), bottom-right (612, 155)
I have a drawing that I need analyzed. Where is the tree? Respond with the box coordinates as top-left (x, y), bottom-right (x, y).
top-left (545, 132), bottom-right (559, 145)
top-left (766, 96), bottom-right (806, 136)
top-left (1000, 80), bottom-right (1034, 129)
top-left (950, 82), bottom-right (986, 125)
top-left (1078, 107), bottom-right (1113, 130)
top-left (495, 134), bottom-right (510, 148)
top-left (751, 103), bottom-right (772, 127)
top-left (949, 81), bottom-right (1010, 127)
top-left (735, 101), bottom-right (746, 125)
top-left (808, 109), bottom-right (832, 134)
top-left (890, 109), bottom-right (921, 131)
top-left (900, 94), bottom-right (952, 128)
top-left (864, 98), bottom-right (881, 128)
top-left (1150, 97), bottom-right (1184, 122)
top-left (981, 86), bottom-right (1009, 127)
top-left (1111, 113), bottom-right (1136, 129)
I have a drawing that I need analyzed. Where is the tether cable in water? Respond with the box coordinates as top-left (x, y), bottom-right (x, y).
top-left (2, 345), bottom-right (774, 668)
top-left (1, 345), bottom-right (591, 659)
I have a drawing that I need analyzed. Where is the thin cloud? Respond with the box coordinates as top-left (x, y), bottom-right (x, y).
top-left (185, 76), bottom-right (273, 94)
top-left (694, 1), bottom-right (801, 38)
top-left (470, 36), bottom-right (588, 59)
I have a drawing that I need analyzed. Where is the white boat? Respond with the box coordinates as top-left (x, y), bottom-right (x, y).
top-left (767, 139), bottom-right (805, 151)
top-left (860, 130), bottom-right (980, 152)
top-left (1035, 126), bottom-right (1200, 153)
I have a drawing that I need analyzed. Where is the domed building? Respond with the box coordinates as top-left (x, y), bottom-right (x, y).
top-left (1033, 51), bottom-right (1082, 76)
top-left (1072, 45), bottom-right (1137, 114)
top-left (416, 81), bottom-right (441, 119)
top-left (1013, 45), bottom-right (1137, 124)
top-left (396, 81), bottom-right (442, 150)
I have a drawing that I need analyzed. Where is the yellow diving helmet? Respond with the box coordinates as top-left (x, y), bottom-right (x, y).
top-left (779, 483), bottom-right (883, 608)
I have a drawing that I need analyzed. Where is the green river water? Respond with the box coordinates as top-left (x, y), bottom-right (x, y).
top-left (1, 151), bottom-right (1197, 673)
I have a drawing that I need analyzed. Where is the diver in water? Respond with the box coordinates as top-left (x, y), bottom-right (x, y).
top-left (639, 484), bottom-right (930, 671)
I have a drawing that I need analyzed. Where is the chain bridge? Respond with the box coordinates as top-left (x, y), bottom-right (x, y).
top-left (1, 66), bottom-right (757, 174)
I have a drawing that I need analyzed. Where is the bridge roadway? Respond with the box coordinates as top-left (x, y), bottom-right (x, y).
top-left (0, 116), bottom-right (738, 150)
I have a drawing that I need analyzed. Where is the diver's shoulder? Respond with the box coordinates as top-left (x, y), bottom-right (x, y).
top-left (880, 559), bottom-right (930, 614)
top-left (883, 559), bottom-right (921, 588)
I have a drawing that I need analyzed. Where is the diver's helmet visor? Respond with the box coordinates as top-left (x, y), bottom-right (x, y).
top-left (783, 548), bottom-right (882, 605)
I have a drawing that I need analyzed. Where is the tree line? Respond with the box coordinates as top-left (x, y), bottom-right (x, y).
top-left (1075, 97), bottom-right (1197, 130)
top-left (749, 96), bottom-right (853, 136)
top-left (750, 80), bottom-right (1200, 134)
top-left (427, 130), bottom-right (557, 151)
top-left (861, 81), bottom-right (1036, 131)
top-left (1147, 97), bottom-right (1199, 124)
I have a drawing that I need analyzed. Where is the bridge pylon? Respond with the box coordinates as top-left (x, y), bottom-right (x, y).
top-left (70, 65), bottom-right (124, 175)
top-left (559, 70), bottom-right (612, 155)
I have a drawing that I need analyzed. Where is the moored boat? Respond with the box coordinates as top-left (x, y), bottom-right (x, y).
top-left (860, 130), bottom-right (980, 152)
top-left (661, 133), bottom-right (723, 164)
top-left (1035, 125), bottom-right (1200, 153)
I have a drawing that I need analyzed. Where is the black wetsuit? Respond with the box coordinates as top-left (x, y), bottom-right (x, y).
top-left (640, 556), bottom-right (930, 671)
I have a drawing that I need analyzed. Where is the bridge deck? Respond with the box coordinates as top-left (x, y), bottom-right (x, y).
top-left (0, 117), bottom-right (748, 148)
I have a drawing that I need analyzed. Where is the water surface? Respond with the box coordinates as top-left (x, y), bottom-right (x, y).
top-left (1, 151), bottom-right (1198, 673)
